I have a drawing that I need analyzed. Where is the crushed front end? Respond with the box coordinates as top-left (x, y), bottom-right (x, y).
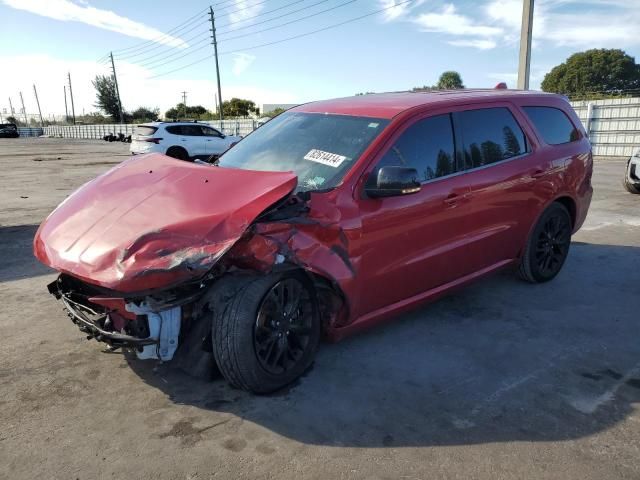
top-left (47, 273), bottom-right (197, 360)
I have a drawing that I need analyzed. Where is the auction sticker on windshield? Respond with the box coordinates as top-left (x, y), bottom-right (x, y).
top-left (304, 149), bottom-right (347, 168)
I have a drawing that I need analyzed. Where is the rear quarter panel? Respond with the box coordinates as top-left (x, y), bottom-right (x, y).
top-left (512, 96), bottom-right (593, 234)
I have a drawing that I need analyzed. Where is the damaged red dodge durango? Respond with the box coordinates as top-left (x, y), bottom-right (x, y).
top-left (34, 90), bottom-right (593, 393)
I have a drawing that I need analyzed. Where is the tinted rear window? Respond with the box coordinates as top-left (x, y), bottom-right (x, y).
top-left (166, 125), bottom-right (182, 134)
top-left (458, 107), bottom-right (528, 169)
top-left (135, 126), bottom-right (158, 136)
top-left (523, 106), bottom-right (579, 144)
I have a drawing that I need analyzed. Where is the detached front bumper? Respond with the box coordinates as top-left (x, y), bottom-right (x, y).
top-left (48, 276), bottom-right (180, 360)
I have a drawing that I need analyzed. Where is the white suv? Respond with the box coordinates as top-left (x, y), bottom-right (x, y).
top-left (130, 122), bottom-right (242, 161)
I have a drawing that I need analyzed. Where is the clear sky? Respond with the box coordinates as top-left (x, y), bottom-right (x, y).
top-left (1, 0), bottom-right (639, 118)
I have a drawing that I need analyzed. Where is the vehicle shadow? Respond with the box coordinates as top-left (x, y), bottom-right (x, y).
top-left (130, 241), bottom-right (640, 447)
top-left (0, 224), bottom-right (53, 282)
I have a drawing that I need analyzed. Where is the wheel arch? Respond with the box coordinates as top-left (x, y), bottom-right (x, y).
top-left (166, 145), bottom-right (188, 157)
top-left (518, 194), bottom-right (577, 259)
top-left (553, 195), bottom-right (577, 229)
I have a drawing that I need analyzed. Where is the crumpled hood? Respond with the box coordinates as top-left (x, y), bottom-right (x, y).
top-left (34, 153), bottom-right (297, 293)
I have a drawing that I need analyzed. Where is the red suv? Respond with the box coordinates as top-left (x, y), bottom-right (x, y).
top-left (34, 90), bottom-right (593, 393)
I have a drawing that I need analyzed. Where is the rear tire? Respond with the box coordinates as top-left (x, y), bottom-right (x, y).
top-left (623, 159), bottom-right (640, 194)
top-left (519, 202), bottom-right (572, 283)
top-left (166, 146), bottom-right (190, 161)
top-left (211, 272), bottom-right (321, 394)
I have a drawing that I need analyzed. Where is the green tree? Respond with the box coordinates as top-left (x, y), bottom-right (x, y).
top-left (264, 107), bottom-right (286, 118)
top-left (436, 71), bottom-right (464, 89)
top-left (221, 98), bottom-right (259, 117)
top-left (481, 141), bottom-right (503, 165)
top-left (435, 150), bottom-right (454, 177)
top-left (165, 103), bottom-right (208, 119)
top-left (6, 116), bottom-right (20, 125)
top-left (92, 75), bottom-right (120, 120)
top-left (131, 107), bottom-right (159, 122)
top-left (77, 112), bottom-right (111, 124)
top-left (541, 49), bottom-right (640, 96)
top-left (502, 126), bottom-right (521, 157)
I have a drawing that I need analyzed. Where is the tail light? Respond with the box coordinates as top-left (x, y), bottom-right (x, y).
top-left (142, 137), bottom-right (163, 144)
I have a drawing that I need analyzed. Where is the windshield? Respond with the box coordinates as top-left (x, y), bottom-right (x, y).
top-left (217, 112), bottom-right (389, 192)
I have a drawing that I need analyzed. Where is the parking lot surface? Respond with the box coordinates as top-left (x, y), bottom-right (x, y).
top-left (1, 138), bottom-right (638, 479)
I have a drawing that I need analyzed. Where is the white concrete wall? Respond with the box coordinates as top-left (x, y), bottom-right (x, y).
top-left (571, 97), bottom-right (640, 157)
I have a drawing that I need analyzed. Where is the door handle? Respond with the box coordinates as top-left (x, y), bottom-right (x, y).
top-left (444, 193), bottom-right (461, 207)
top-left (531, 169), bottom-right (545, 178)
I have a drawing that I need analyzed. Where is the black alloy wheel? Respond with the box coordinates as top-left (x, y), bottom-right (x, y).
top-left (519, 202), bottom-right (572, 283)
top-left (254, 278), bottom-right (314, 375)
top-left (534, 212), bottom-right (571, 277)
top-left (211, 272), bottom-right (321, 393)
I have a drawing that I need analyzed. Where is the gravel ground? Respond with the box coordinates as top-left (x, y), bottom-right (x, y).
top-left (0, 138), bottom-right (638, 480)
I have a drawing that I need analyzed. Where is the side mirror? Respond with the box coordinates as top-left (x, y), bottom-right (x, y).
top-left (366, 166), bottom-right (421, 198)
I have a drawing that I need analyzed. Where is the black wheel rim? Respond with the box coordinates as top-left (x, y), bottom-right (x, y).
top-left (254, 279), bottom-right (314, 375)
top-left (535, 213), bottom-right (571, 276)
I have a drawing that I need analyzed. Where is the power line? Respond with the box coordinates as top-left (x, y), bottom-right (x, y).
top-left (217, 0), bottom-right (307, 30)
top-left (112, 0), bottom-right (318, 67)
top-left (134, 38), bottom-right (211, 69)
top-left (146, 0), bottom-right (413, 79)
top-left (117, 0), bottom-right (326, 69)
top-left (114, 21), bottom-right (209, 60)
top-left (217, 0), bottom-right (330, 35)
top-left (111, 7), bottom-right (209, 54)
top-left (220, 0), bottom-right (412, 56)
top-left (110, 0), bottom-right (252, 57)
top-left (215, 0), bottom-right (272, 20)
top-left (130, 0), bottom-right (350, 72)
top-left (219, 0), bottom-right (357, 43)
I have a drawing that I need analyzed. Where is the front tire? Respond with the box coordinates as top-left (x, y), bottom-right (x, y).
top-left (211, 272), bottom-right (321, 394)
top-left (166, 146), bottom-right (190, 161)
top-left (519, 202), bottom-right (572, 283)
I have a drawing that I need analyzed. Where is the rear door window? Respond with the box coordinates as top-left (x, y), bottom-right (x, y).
top-left (180, 125), bottom-right (203, 136)
top-left (370, 114), bottom-right (456, 184)
top-left (523, 106), bottom-right (580, 144)
top-left (166, 125), bottom-right (183, 135)
top-left (457, 107), bottom-right (528, 169)
top-left (134, 126), bottom-right (157, 136)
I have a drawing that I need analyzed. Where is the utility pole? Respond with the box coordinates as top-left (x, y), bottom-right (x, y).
top-left (19, 91), bottom-right (28, 125)
top-left (68, 72), bottom-right (76, 124)
top-left (33, 84), bottom-right (44, 127)
top-left (109, 52), bottom-right (124, 124)
top-left (209, 6), bottom-right (224, 120)
top-left (63, 86), bottom-right (69, 123)
top-left (181, 90), bottom-right (187, 118)
top-left (517, 0), bottom-right (534, 90)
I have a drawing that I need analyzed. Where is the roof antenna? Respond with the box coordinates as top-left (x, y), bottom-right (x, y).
top-left (494, 82), bottom-right (508, 89)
